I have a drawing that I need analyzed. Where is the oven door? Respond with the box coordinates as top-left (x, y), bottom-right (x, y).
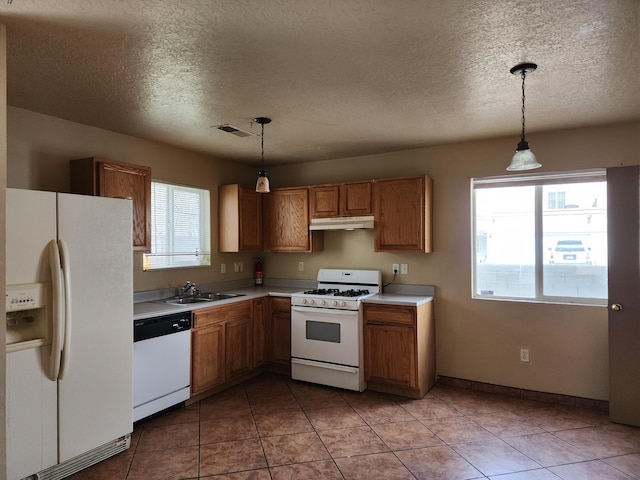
top-left (291, 305), bottom-right (360, 367)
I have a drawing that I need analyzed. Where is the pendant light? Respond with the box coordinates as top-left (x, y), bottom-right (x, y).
top-left (254, 117), bottom-right (272, 193)
top-left (506, 63), bottom-right (541, 171)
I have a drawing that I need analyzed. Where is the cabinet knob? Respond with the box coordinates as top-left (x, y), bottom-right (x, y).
top-left (611, 303), bottom-right (623, 312)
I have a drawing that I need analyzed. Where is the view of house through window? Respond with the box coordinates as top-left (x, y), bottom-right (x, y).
top-left (143, 181), bottom-right (211, 270)
top-left (472, 170), bottom-right (607, 304)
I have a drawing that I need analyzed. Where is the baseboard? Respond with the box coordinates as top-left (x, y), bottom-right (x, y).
top-left (436, 375), bottom-right (609, 413)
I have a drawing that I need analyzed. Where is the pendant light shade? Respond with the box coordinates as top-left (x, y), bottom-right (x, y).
top-left (506, 63), bottom-right (541, 171)
top-left (256, 173), bottom-right (270, 193)
top-left (254, 117), bottom-right (272, 193)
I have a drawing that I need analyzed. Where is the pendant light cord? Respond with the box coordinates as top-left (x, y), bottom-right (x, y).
top-left (260, 122), bottom-right (265, 173)
top-left (520, 70), bottom-right (527, 143)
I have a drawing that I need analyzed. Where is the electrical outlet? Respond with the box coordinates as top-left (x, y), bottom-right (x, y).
top-left (238, 261), bottom-right (243, 272)
top-left (234, 262), bottom-right (239, 273)
top-left (400, 263), bottom-right (408, 275)
top-left (392, 263), bottom-right (399, 274)
top-left (298, 261), bottom-right (304, 272)
top-left (520, 348), bottom-right (530, 363)
top-left (221, 263), bottom-right (226, 274)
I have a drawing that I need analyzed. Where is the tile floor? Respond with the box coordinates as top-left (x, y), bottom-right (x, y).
top-left (70, 373), bottom-right (640, 479)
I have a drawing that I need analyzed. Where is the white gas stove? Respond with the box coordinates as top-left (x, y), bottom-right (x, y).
top-left (290, 269), bottom-right (382, 392)
top-left (290, 269), bottom-right (382, 310)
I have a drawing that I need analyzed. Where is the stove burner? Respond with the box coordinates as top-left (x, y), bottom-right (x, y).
top-left (303, 288), bottom-right (340, 295)
top-left (302, 288), bottom-right (370, 297)
top-left (340, 289), bottom-right (370, 297)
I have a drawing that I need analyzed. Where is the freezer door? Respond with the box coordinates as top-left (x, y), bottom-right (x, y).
top-left (56, 193), bottom-right (133, 462)
top-left (6, 188), bottom-right (57, 285)
top-left (6, 189), bottom-right (58, 478)
top-left (6, 347), bottom-right (58, 479)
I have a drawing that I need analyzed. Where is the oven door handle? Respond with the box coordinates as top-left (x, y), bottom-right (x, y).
top-left (291, 358), bottom-right (358, 374)
top-left (291, 306), bottom-right (356, 315)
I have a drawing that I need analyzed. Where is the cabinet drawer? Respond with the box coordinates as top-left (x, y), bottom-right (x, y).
top-left (364, 304), bottom-right (415, 326)
top-left (270, 296), bottom-right (291, 313)
top-left (193, 301), bottom-right (251, 328)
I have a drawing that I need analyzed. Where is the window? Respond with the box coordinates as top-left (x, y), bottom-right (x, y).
top-left (472, 170), bottom-right (607, 304)
top-left (143, 181), bottom-right (211, 270)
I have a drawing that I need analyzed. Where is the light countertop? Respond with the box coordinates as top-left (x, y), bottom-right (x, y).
top-left (133, 286), bottom-right (300, 320)
top-left (133, 284), bottom-right (435, 319)
top-left (363, 294), bottom-right (433, 307)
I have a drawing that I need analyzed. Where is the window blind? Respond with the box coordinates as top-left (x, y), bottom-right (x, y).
top-left (143, 181), bottom-right (211, 270)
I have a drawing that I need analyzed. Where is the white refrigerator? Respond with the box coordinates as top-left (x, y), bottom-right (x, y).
top-left (6, 188), bottom-right (133, 480)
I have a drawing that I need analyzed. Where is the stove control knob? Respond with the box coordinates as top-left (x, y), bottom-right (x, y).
top-left (340, 301), bottom-right (346, 307)
top-left (333, 300), bottom-right (339, 307)
top-left (320, 300), bottom-right (326, 306)
top-left (309, 299), bottom-right (315, 305)
top-left (301, 298), bottom-right (307, 305)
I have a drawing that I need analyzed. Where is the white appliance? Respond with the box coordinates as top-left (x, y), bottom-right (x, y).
top-left (6, 188), bottom-right (133, 480)
top-left (133, 311), bottom-right (191, 422)
top-left (290, 269), bottom-right (382, 392)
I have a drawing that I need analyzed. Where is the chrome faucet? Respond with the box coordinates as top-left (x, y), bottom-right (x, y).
top-left (180, 281), bottom-right (200, 297)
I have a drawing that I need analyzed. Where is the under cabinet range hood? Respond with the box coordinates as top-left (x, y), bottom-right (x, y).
top-left (309, 215), bottom-right (375, 231)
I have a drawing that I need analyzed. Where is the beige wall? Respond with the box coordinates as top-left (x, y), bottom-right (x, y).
top-left (1, 24), bottom-right (7, 480)
top-left (266, 121), bottom-right (640, 401)
top-left (7, 106), bottom-right (259, 292)
top-left (7, 105), bottom-right (640, 401)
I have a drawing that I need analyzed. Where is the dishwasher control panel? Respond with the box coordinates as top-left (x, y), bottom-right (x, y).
top-left (134, 312), bottom-right (192, 342)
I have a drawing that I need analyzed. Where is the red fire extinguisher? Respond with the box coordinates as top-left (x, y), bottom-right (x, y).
top-left (255, 257), bottom-right (263, 285)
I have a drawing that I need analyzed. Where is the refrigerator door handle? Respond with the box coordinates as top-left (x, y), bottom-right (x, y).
top-left (47, 240), bottom-right (64, 381)
top-left (58, 239), bottom-right (72, 380)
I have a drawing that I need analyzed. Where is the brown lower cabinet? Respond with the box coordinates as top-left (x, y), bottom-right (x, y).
top-left (191, 300), bottom-right (253, 396)
top-left (252, 297), bottom-right (270, 369)
top-left (270, 296), bottom-right (291, 374)
top-left (190, 296), bottom-right (290, 398)
top-left (363, 301), bottom-right (435, 399)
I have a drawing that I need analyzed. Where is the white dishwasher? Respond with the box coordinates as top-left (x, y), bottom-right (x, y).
top-left (133, 311), bottom-right (191, 422)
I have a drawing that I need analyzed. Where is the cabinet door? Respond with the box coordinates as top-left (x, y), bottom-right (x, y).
top-left (374, 175), bottom-right (432, 252)
top-left (238, 186), bottom-right (263, 251)
top-left (310, 185), bottom-right (340, 218)
top-left (219, 184), bottom-right (263, 252)
top-left (70, 157), bottom-right (152, 252)
top-left (191, 323), bottom-right (225, 395)
top-left (340, 181), bottom-right (373, 216)
top-left (253, 298), bottom-right (270, 368)
top-left (225, 317), bottom-right (253, 379)
top-left (271, 314), bottom-right (291, 366)
top-left (97, 161), bottom-right (152, 251)
top-left (264, 187), bottom-right (317, 252)
top-left (270, 297), bottom-right (291, 366)
top-left (364, 324), bottom-right (417, 388)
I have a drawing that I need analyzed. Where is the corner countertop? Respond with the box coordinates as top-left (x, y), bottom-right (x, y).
top-left (133, 286), bottom-right (300, 320)
top-left (362, 294), bottom-right (433, 307)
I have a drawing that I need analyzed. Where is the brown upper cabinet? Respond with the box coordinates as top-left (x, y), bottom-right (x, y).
top-left (70, 157), bottom-right (152, 252)
top-left (373, 175), bottom-right (433, 253)
top-left (309, 180), bottom-right (373, 218)
top-left (263, 187), bottom-right (323, 252)
top-left (218, 184), bottom-right (262, 252)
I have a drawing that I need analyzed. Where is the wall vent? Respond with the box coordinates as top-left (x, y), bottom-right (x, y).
top-left (214, 124), bottom-right (256, 137)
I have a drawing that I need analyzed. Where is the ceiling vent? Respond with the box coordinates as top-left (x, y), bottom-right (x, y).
top-left (214, 124), bottom-right (257, 138)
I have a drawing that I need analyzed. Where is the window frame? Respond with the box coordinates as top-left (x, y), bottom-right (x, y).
top-left (143, 180), bottom-right (211, 271)
top-left (471, 169), bottom-right (607, 306)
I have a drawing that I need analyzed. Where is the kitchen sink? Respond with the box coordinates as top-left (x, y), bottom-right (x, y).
top-left (162, 292), bottom-right (245, 304)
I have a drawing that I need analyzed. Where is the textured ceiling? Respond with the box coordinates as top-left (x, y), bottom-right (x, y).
top-left (1, 0), bottom-right (639, 166)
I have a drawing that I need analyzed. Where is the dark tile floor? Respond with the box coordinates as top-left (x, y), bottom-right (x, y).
top-left (70, 373), bottom-right (640, 479)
